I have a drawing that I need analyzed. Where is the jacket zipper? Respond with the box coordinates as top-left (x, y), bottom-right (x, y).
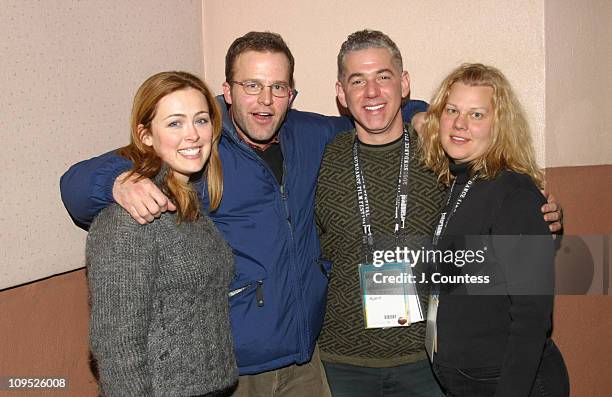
top-left (229, 281), bottom-right (265, 307)
top-left (278, 145), bottom-right (308, 363)
top-left (227, 128), bottom-right (308, 361)
top-left (255, 280), bottom-right (265, 307)
top-left (229, 283), bottom-right (252, 298)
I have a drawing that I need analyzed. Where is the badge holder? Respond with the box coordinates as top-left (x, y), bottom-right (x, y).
top-left (425, 292), bottom-right (439, 362)
top-left (359, 261), bottom-right (424, 329)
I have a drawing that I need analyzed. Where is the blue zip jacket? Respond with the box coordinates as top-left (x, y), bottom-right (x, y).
top-left (60, 97), bottom-right (428, 374)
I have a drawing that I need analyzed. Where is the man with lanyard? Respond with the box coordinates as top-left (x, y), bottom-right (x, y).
top-left (315, 30), bottom-right (562, 396)
top-left (59, 32), bottom-right (429, 396)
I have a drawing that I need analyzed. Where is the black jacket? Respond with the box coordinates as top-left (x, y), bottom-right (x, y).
top-left (434, 164), bottom-right (555, 397)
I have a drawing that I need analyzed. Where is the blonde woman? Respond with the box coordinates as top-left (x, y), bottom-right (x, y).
top-left (86, 71), bottom-right (237, 396)
top-left (420, 64), bottom-right (568, 397)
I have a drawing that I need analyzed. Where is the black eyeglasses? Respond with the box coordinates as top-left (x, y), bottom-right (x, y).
top-left (230, 80), bottom-right (293, 98)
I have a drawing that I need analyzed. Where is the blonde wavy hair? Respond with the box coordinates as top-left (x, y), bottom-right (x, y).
top-left (419, 63), bottom-right (543, 187)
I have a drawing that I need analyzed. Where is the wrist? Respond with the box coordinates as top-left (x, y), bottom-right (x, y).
top-left (108, 169), bottom-right (131, 204)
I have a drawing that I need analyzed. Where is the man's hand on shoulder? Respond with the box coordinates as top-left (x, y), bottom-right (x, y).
top-left (540, 190), bottom-right (563, 234)
top-left (411, 112), bottom-right (426, 134)
top-left (112, 171), bottom-right (176, 224)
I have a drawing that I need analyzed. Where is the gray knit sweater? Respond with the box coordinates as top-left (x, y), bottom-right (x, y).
top-left (86, 178), bottom-right (237, 396)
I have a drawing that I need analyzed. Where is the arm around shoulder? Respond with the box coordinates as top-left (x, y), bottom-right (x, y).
top-left (60, 149), bottom-right (132, 229)
top-left (401, 99), bottom-right (429, 124)
top-left (285, 98), bottom-right (429, 144)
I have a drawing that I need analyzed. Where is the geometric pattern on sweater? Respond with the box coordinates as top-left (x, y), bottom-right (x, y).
top-left (316, 125), bottom-right (447, 367)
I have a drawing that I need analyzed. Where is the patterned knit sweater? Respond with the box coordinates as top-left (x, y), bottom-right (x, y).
top-left (86, 175), bottom-right (237, 396)
top-left (315, 125), bottom-right (446, 367)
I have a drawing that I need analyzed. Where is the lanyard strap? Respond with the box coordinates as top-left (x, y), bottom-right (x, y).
top-left (432, 173), bottom-right (478, 246)
top-left (353, 128), bottom-right (411, 256)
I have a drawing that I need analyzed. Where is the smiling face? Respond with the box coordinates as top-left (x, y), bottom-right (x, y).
top-left (440, 82), bottom-right (494, 164)
top-left (222, 50), bottom-right (293, 147)
top-left (336, 47), bottom-right (410, 145)
top-left (141, 88), bottom-right (213, 182)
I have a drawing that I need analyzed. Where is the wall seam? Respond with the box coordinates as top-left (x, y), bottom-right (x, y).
top-left (200, 0), bottom-right (207, 79)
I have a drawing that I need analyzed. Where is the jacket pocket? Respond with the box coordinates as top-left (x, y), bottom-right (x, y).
top-left (456, 366), bottom-right (501, 382)
top-left (229, 279), bottom-right (265, 307)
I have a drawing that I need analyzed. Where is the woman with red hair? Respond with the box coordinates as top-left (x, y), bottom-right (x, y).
top-left (86, 71), bottom-right (237, 396)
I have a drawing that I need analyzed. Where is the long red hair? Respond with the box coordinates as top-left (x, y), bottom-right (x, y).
top-left (118, 71), bottom-right (223, 222)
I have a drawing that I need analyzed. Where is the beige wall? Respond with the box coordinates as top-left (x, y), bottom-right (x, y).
top-left (8, 0), bottom-right (609, 289)
top-left (0, 0), bottom-right (204, 289)
top-left (545, 0), bottom-right (612, 167)
top-left (202, 0), bottom-right (547, 163)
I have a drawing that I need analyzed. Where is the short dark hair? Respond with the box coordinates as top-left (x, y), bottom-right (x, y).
top-left (225, 31), bottom-right (295, 87)
top-left (337, 29), bottom-right (403, 80)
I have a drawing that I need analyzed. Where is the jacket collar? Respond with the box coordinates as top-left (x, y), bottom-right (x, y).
top-left (216, 95), bottom-right (241, 143)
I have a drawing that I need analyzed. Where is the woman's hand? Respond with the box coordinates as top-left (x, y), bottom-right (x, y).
top-left (540, 190), bottom-right (563, 234)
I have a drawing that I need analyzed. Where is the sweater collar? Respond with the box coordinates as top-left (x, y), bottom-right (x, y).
top-left (153, 163), bottom-right (172, 191)
top-left (450, 162), bottom-right (472, 184)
